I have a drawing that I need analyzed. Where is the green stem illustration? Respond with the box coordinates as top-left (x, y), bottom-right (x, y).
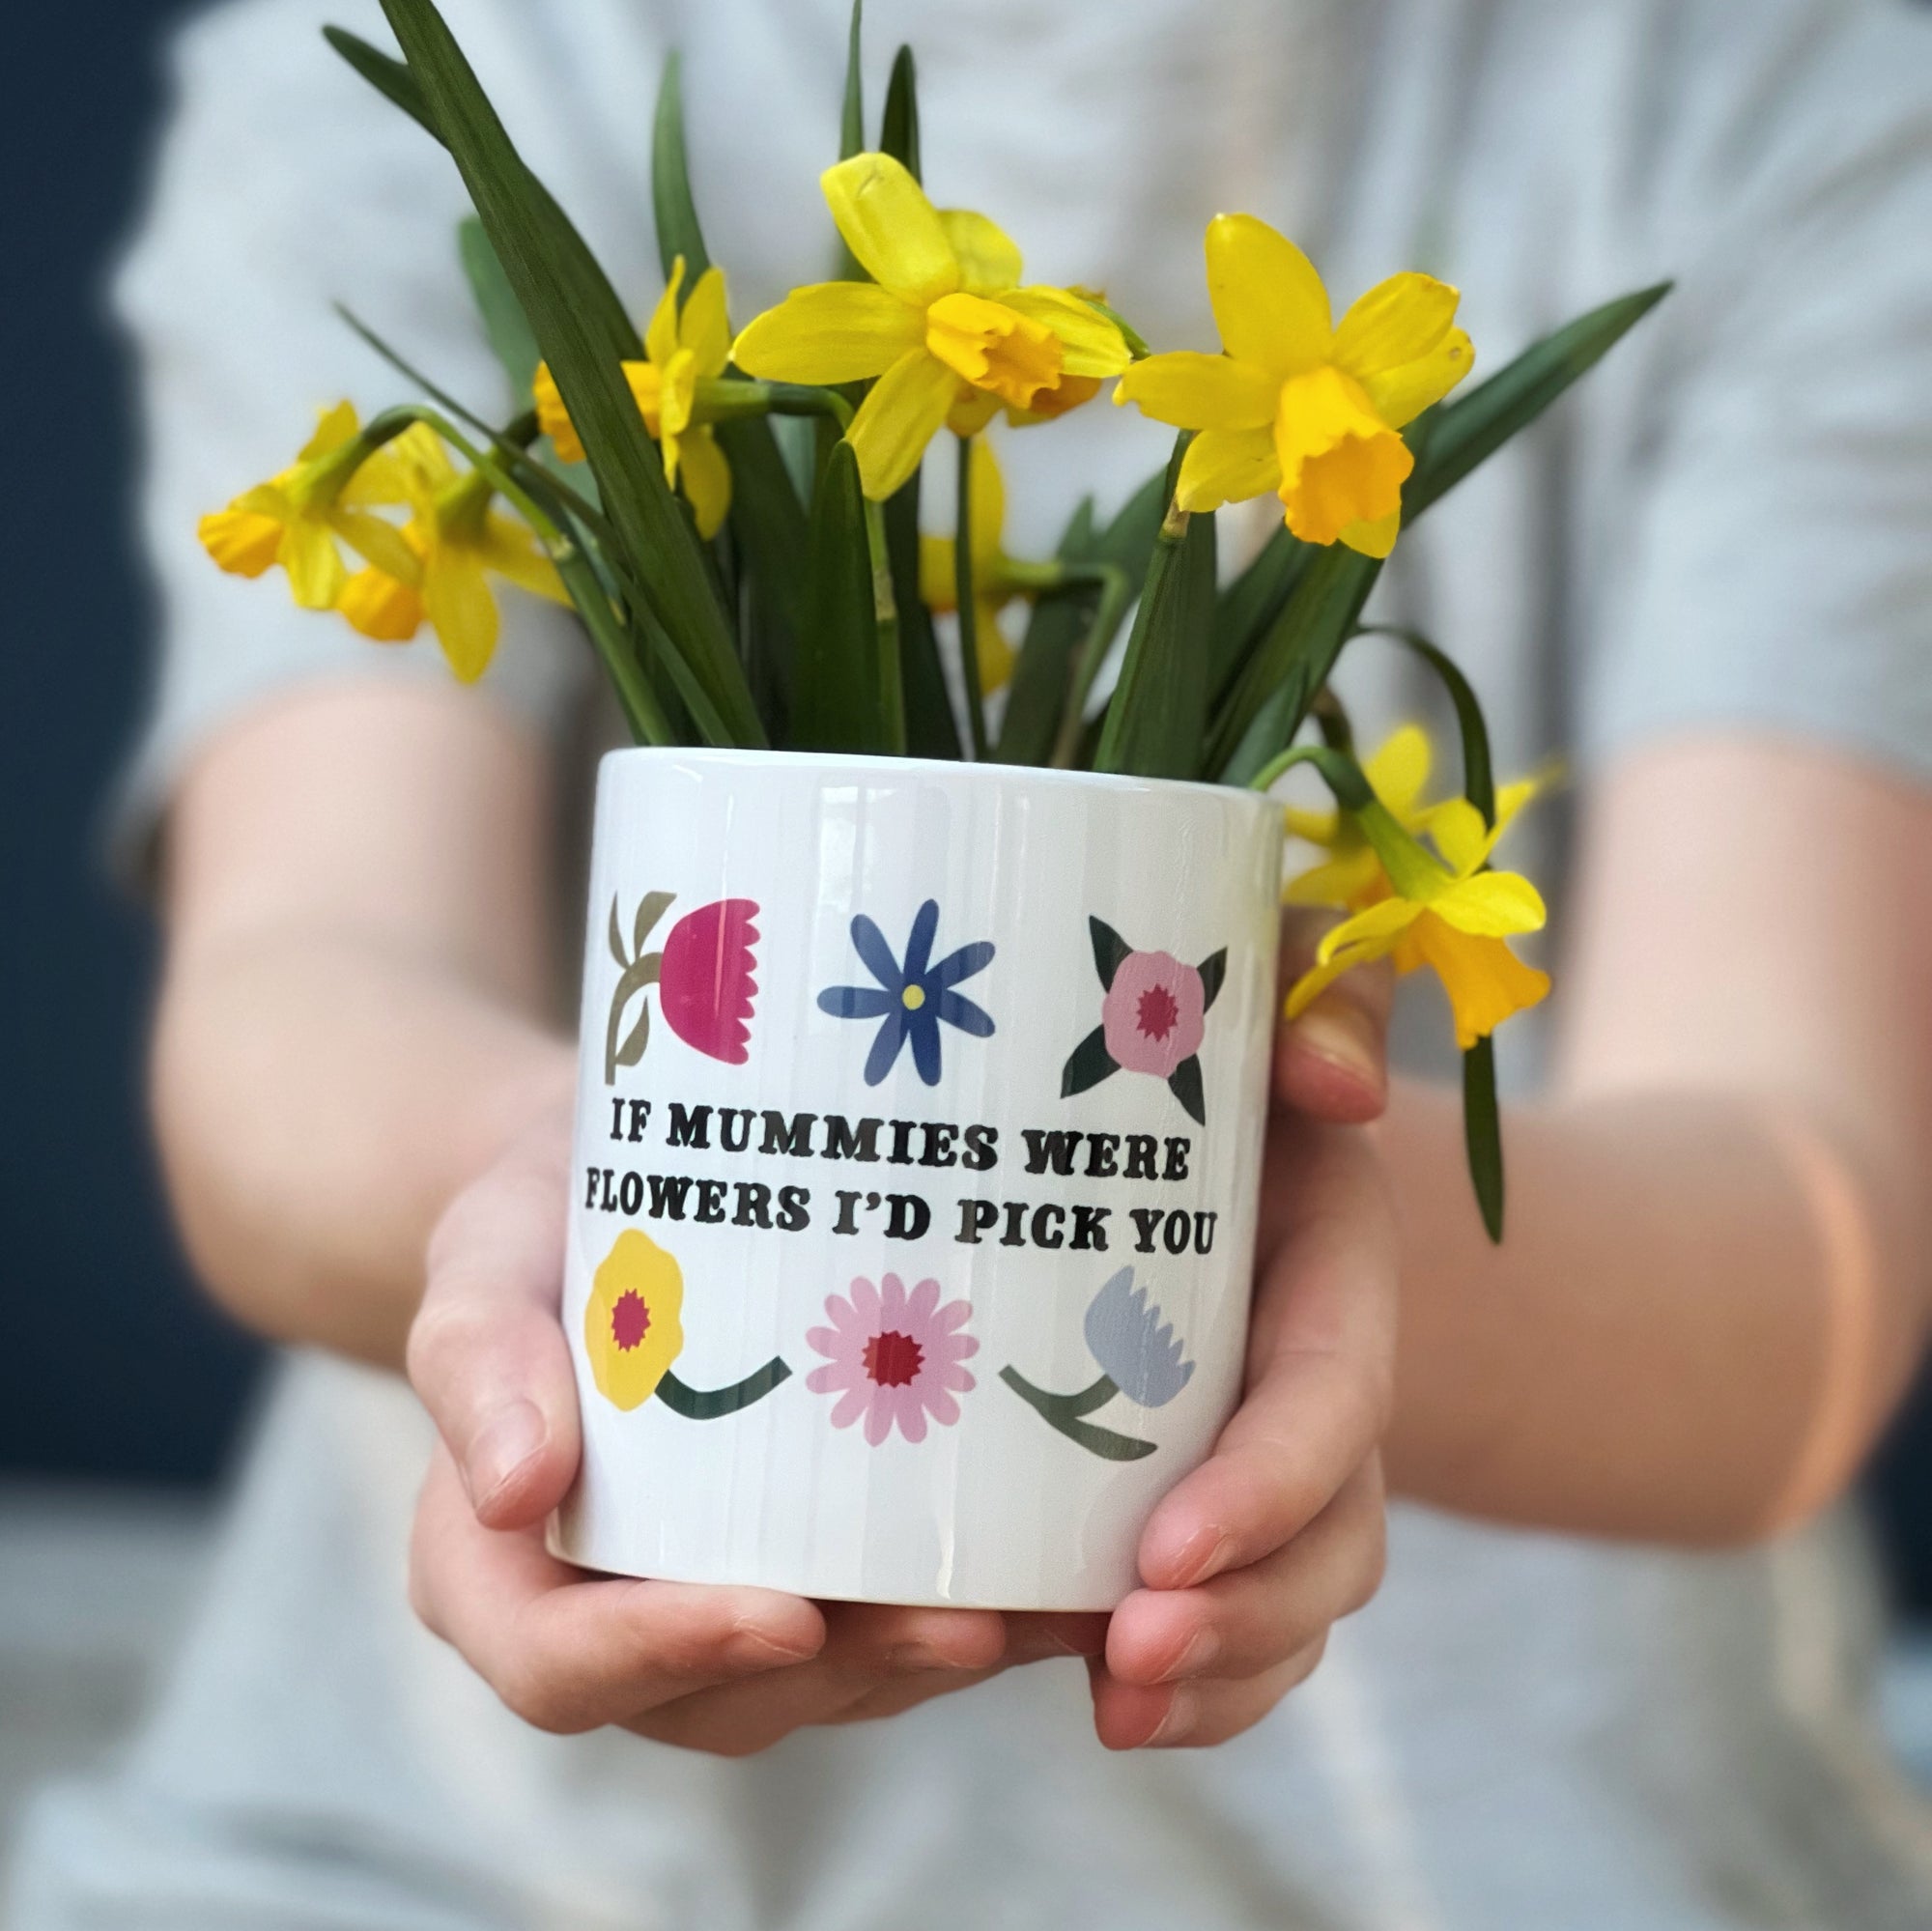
top-left (656, 1359), bottom-right (793, 1420)
top-left (999, 1367), bottom-right (1156, 1461)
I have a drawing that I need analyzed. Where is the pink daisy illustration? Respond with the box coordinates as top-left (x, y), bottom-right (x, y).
top-left (807, 1274), bottom-right (978, 1445)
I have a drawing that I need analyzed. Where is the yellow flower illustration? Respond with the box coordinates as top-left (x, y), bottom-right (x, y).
top-left (335, 424), bottom-right (567, 683)
top-left (534, 256), bottom-right (734, 538)
top-left (198, 401), bottom-right (416, 610)
top-left (1116, 215), bottom-right (1474, 557)
top-left (583, 1229), bottom-right (687, 1412)
top-left (917, 440), bottom-right (1042, 694)
top-left (1286, 792), bottom-right (1548, 1050)
top-left (731, 153), bottom-right (1130, 499)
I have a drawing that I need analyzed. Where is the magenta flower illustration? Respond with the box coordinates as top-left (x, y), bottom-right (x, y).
top-left (1063, 918), bottom-right (1227, 1124)
top-left (1102, 951), bottom-right (1206, 1078)
top-left (807, 1273), bottom-right (978, 1445)
top-left (605, 892), bottom-right (759, 1082)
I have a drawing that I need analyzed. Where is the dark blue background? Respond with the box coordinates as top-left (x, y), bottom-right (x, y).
top-left (3, 0), bottom-right (1928, 1614)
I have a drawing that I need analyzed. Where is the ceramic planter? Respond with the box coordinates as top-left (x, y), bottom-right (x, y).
top-left (551, 750), bottom-right (1282, 1610)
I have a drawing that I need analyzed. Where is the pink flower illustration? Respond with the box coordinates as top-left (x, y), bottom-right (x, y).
top-left (1101, 950), bottom-right (1206, 1078)
top-left (807, 1274), bottom-right (978, 1445)
top-left (659, 898), bottom-right (759, 1064)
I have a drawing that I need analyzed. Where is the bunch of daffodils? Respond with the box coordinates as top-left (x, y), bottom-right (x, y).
top-left (199, 0), bottom-right (1667, 1233)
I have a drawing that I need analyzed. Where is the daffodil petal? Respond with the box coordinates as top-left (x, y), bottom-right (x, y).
top-left (680, 266), bottom-right (732, 377)
top-left (1284, 849), bottom-right (1386, 909)
top-left (946, 387), bottom-right (1001, 438)
top-left (337, 565), bottom-right (424, 641)
top-left (280, 517), bottom-right (346, 610)
top-left (730, 282), bottom-right (925, 383)
top-left (1281, 802), bottom-right (1342, 847)
top-left (1425, 797), bottom-right (1495, 875)
top-left (845, 349), bottom-right (959, 500)
top-left (1361, 327), bottom-right (1475, 431)
top-left (1409, 922), bottom-right (1550, 1049)
top-left (328, 509), bottom-right (421, 586)
top-left (1205, 213), bottom-right (1331, 378)
top-left (198, 508), bottom-right (285, 578)
top-left (968, 439), bottom-right (1004, 566)
top-left (821, 153), bottom-right (959, 304)
top-left (676, 426), bottom-right (732, 540)
top-left (1175, 425), bottom-right (1280, 513)
top-left (298, 400), bottom-right (360, 463)
top-left (1341, 507), bottom-right (1403, 557)
top-left (937, 209), bottom-right (1022, 295)
top-left (424, 544), bottom-right (498, 683)
top-left (533, 363), bottom-right (584, 463)
top-left (478, 516), bottom-right (569, 604)
top-left (1431, 868), bottom-right (1548, 938)
top-left (1116, 351), bottom-right (1277, 431)
top-left (1314, 894), bottom-right (1422, 966)
top-left (976, 596), bottom-right (1016, 693)
top-left (919, 533), bottom-right (958, 612)
top-left (1335, 272), bottom-right (1458, 382)
top-left (1365, 724), bottom-right (1433, 818)
top-left (997, 288), bottom-right (1131, 377)
top-left (646, 257), bottom-right (686, 369)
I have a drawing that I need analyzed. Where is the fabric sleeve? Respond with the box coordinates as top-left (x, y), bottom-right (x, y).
top-left (1578, 5), bottom-right (1932, 788)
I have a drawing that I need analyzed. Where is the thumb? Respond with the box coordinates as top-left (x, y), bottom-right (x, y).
top-left (407, 1100), bottom-right (582, 1530)
top-left (1272, 908), bottom-right (1394, 1124)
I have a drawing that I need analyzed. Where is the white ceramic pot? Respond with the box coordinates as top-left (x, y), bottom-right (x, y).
top-left (551, 749), bottom-right (1282, 1610)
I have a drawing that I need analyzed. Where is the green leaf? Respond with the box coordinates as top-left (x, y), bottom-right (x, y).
top-left (791, 441), bottom-right (899, 752)
top-left (1168, 1056), bottom-right (1207, 1126)
top-left (651, 52), bottom-right (712, 278)
top-left (324, 26), bottom-right (435, 136)
top-left (840, 0), bottom-right (866, 159)
top-left (880, 44), bottom-right (921, 179)
top-left (884, 469), bottom-right (961, 758)
top-left (1094, 460), bottom-right (1217, 779)
top-left (1362, 625), bottom-right (1495, 826)
top-left (1198, 948), bottom-right (1227, 1011)
top-left (1089, 917), bottom-right (1130, 990)
top-left (1406, 282), bottom-right (1671, 521)
top-left (1060, 1026), bottom-right (1119, 1099)
top-left (649, 52), bottom-right (810, 680)
top-left (993, 497), bottom-right (1095, 767)
top-left (377, 0), bottom-right (761, 746)
top-left (1212, 524), bottom-right (1310, 700)
top-left (457, 216), bottom-right (539, 404)
top-left (1463, 1036), bottom-right (1505, 1241)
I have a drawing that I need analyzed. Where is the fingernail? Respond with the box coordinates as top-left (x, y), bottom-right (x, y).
top-left (1167, 1525), bottom-right (1235, 1588)
top-left (1160, 1628), bottom-right (1220, 1682)
top-left (1144, 1689), bottom-right (1197, 1747)
top-left (465, 1401), bottom-right (546, 1510)
top-left (1293, 1002), bottom-right (1382, 1089)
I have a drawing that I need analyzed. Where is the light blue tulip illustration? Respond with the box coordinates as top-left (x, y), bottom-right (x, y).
top-left (1002, 1266), bottom-right (1196, 1461)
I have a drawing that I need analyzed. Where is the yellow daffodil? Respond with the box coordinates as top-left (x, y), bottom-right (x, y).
top-left (1286, 791), bottom-right (1548, 1050)
top-left (198, 402), bottom-right (417, 610)
top-left (534, 257), bottom-right (734, 538)
top-left (731, 153), bottom-right (1131, 499)
top-left (583, 1229), bottom-right (686, 1411)
top-left (918, 440), bottom-right (1050, 694)
top-left (336, 424), bottom-right (566, 683)
top-left (1284, 724), bottom-right (1437, 908)
top-left (1116, 215), bottom-right (1474, 557)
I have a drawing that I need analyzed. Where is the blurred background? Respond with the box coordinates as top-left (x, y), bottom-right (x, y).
top-left (5, 0), bottom-right (1932, 1893)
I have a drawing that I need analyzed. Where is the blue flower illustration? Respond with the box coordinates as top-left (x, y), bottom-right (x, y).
top-left (817, 899), bottom-right (995, 1086)
top-left (1083, 1266), bottom-right (1196, 1408)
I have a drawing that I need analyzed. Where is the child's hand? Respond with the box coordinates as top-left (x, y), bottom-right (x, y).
top-left (1079, 914), bottom-right (1398, 1747)
top-left (406, 1108), bottom-right (1104, 1755)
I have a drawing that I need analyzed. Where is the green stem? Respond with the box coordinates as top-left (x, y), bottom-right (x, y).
top-left (999, 1366), bottom-right (1156, 1462)
top-left (1048, 562), bottom-right (1132, 770)
top-left (656, 1360), bottom-right (792, 1420)
top-left (955, 433), bottom-right (988, 759)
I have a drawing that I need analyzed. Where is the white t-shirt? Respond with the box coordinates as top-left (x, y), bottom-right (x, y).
top-left (16, 1), bottom-right (1932, 1925)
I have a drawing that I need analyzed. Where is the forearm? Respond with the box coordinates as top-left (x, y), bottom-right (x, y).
top-left (1378, 1079), bottom-right (1926, 1544)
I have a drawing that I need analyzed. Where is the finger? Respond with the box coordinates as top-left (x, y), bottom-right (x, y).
top-left (1105, 1460), bottom-right (1384, 1688)
top-left (1090, 1636), bottom-right (1330, 1751)
top-left (1273, 909), bottom-right (1393, 1124)
top-left (407, 1103), bottom-right (580, 1527)
top-left (627, 1602), bottom-right (1009, 1756)
top-left (1139, 1125), bottom-right (1398, 1591)
top-left (411, 1446), bottom-right (825, 1734)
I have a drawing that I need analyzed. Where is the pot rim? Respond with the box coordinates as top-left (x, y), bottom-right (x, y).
top-left (597, 745), bottom-right (1282, 817)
